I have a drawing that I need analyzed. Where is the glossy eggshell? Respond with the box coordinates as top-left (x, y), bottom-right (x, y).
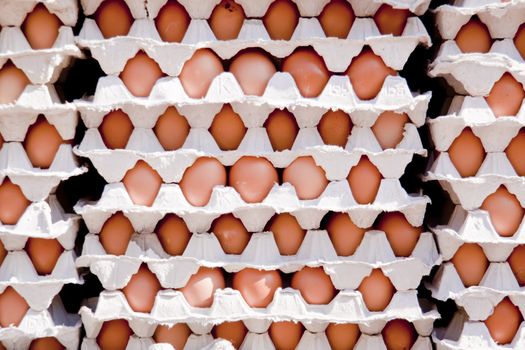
top-left (381, 319), bottom-right (417, 350)
top-left (506, 129), bottom-right (525, 176)
top-left (95, 0), bottom-right (133, 38)
top-left (153, 324), bottom-right (191, 349)
top-left (264, 109), bottom-right (299, 151)
top-left (229, 156), bottom-right (278, 203)
top-left (319, 0), bottom-right (355, 39)
top-left (267, 213), bottom-right (305, 255)
top-left (508, 245), bottom-right (525, 285)
top-left (455, 17), bottom-right (493, 53)
top-left (371, 111), bottom-right (409, 149)
top-left (484, 297), bottom-right (523, 344)
top-left (0, 287), bottom-right (29, 327)
top-left (99, 110), bottom-right (134, 149)
top-left (326, 323), bottom-right (361, 350)
top-left (232, 268), bottom-right (282, 307)
top-left (451, 243), bottom-right (488, 287)
top-left (155, 0), bottom-right (190, 43)
top-left (0, 179), bottom-right (30, 225)
top-left (153, 107), bottom-right (189, 151)
top-left (357, 269), bottom-right (395, 311)
top-left (209, 104), bottom-right (246, 150)
top-left (376, 212), bottom-right (422, 257)
top-left (120, 52), bottom-right (165, 97)
top-left (96, 319), bottom-right (133, 350)
top-left (486, 73), bottom-right (525, 117)
top-left (317, 110), bottom-right (352, 147)
top-left (0, 240), bottom-right (6, 267)
top-left (122, 264), bottom-right (162, 313)
top-left (515, 24), bottom-right (525, 59)
top-left (122, 160), bottom-right (163, 206)
top-left (373, 4), bottom-right (409, 36)
top-left (291, 267), bottom-right (336, 305)
top-left (211, 214), bottom-right (250, 254)
top-left (0, 62), bottom-right (30, 104)
top-left (281, 48), bottom-right (330, 98)
top-left (326, 212), bottom-right (366, 256)
top-left (229, 49), bottom-right (276, 96)
top-left (347, 156), bottom-right (382, 204)
top-left (263, 0), bottom-right (299, 40)
top-left (213, 321), bottom-right (248, 348)
top-left (25, 238), bottom-right (64, 275)
top-left (155, 214), bottom-right (191, 256)
top-left (29, 337), bottom-right (64, 350)
top-left (22, 4), bottom-right (61, 49)
top-left (448, 128), bottom-right (485, 177)
top-left (179, 267), bottom-right (225, 307)
top-left (481, 186), bottom-right (524, 237)
top-left (283, 156), bottom-right (328, 200)
top-left (24, 117), bottom-right (63, 169)
top-left (99, 212), bottom-right (134, 255)
top-left (179, 49), bottom-right (224, 98)
top-left (209, 0), bottom-right (245, 40)
top-left (179, 157), bottom-right (227, 207)
top-left (269, 322), bottom-right (304, 350)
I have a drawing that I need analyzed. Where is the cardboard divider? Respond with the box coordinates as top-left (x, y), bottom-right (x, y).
top-left (0, 0), bottom-right (78, 26)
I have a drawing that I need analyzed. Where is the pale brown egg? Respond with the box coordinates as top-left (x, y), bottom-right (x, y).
top-left (120, 51), bottom-right (165, 97)
top-left (326, 212), bottom-right (366, 256)
top-left (266, 213), bottom-right (305, 255)
top-left (25, 238), bottom-right (64, 275)
top-left (448, 128), bottom-right (485, 177)
top-left (482, 186), bottom-right (524, 237)
top-left (486, 73), bottom-right (525, 117)
top-left (357, 269), bottom-right (395, 311)
top-left (155, 214), bottom-right (191, 256)
top-left (213, 321), bottom-right (247, 348)
top-left (382, 319), bottom-right (417, 350)
top-left (0, 240), bottom-right (6, 267)
top-left (29, 337), bottom-right (64, 350)
top-left (508, 245), bottom-right (525, 286)
top-left (99, 110), bottom-right (134, 149)
top-left (455, 17), bottom-right (493, 53)
top-left (319, 0), bottom-right (355, 39)
top-left (122, 264), bottom-right (162, 313)
top-left (264, 109), bottom-right (299, 151)
top-left (485, 297), bottom-right (523, 344)
top-left (347, 156), bottom-right (382, 204)
top-left (371, 111), bottom-right (409, 149)
top-left (346, 48), bottom-right (396, 100)
top-left (376, 212), bottom-right (422, 257)
top-left (283, 156), bottom-right (328, 200)
top-left (179, 49), bottom-right (224, 98)
top-left (96, 319), bottom-right (133, 350)
top-left (232, 268), bottom-right (282, 307)
top-left (230, 49), bottom-right (276, 96)
top-left (99, 212), bottom-right (134, 255)
top-left (24, 117), bottom-right (63, 169)
top-left (122, 160), bottom-right (163, 206)
top-left (263, 0), bottom-right (299, 40)
top-left (180, 267), bottom-right (225, 307)
top-left (451, 243), bottom-right (488, 287)
top-left (209, 104), bottom-right (247, 150)
top-left (22, 4), bottom-right (61, 49)
top-left (291, 267), bottom-right (336, 305)
top-left (155, 0), bottom-right (190, 43)
top-left (209, 0), bottom-right (245, 40)
top-left (515, 24), bottom-right (525, 59)
top-left (179, 157), bottom-right (227, 206)
top-left (374, 4), bottom-right (409, 36)
top-left (153, 107), bottom-right (189, 151)
top-left (95, 0), bottom-right (133, 38)
top-left (282, 47), bottom-right (330, 98)
top-left (326, 323), bottom-right (361, 350)
top-left (0, 179), bottom-right (30, 225)
top-left (506, 129), bottom-right (525, 176)
top-left (211, 214), bottom-right (250, 254)
top-left (153, 324), bottom-right (191, 350)
top-left (0, 62), bottom-right (30, 104)
top-left (229, 156), bottom-right (278, 203)
top-left (269, 321), bottom-right (304, 350)
top-left (0, 287), bottom-right (29, 327)
top-left (318, 110), bottom-right (352, 147)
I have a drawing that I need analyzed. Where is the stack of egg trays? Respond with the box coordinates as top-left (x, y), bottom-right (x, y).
top-left (426, 0), bottom-right (525, 349)
top-left (73, 0), bottom-right (440, 348)
top-left (0, 0), bottom-right (85, 349)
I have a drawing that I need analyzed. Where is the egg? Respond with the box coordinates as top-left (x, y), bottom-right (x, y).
top-left (347, 156), bottom-right (382, 204)
top-left (232, 268), bottom-right (282, 307)
top-left (318, 110), bottom-right (352, 147)
top-left (515, 24), bottom-right (525, 59)
top-left (96, 319), bottom-right (133, 350)
top-left (24, 117), bottom-right (63, 169)
top-left (230, 49), bottom-right (276, 96)
top-left (0, 62), bottom-right (30, 104)
top-left (484, 297), bottom-right (523, 344)
top-left (0, 134), bottom-right (3, 149)
top-left (262, 0), bottom-right (299, 40)
top-left (266, 213), bottom-right (305, 255)
top-left (22, 4), bottom-right (61, 49)
top-left (229, 156), bottom-right (278, 203)
top-left (455, 17), bottom-right (493, 53)
top-left (0, 240), bottom-right (6, 266)
top-left (506, 129), bottom-right (525, 176)
top-left (346, 48), bottom-right (396, 100)
top-left (213, 321), bottom-right (247, 348)
top-left (179, 157), bottom-right (227, 206)
top-left (291, 267), bottom-right (336, 305)
top-left (209, 0), bottom-right (245, 40)
top-left (486, 73), bottom-right (525, 117)
top-left (481, 186), bottom-right (524, 237)
top-left (153, 107), bottom-right (189, 151)
top-left (376, 212), bottom-right (422, 257)
top-left (283, 156), bottom-right (328, 200)
top-left (373, 4), bottom-right (409, 36)
top-left (155, 0), bottom-right (190, 42)
top-left (29, 337), bottom-right (64, 350)
top-left (211, 214), bottom-right (250, 254)
top-left (153, 324), bottom-right (191, 349)
top-left (381, 319), bottom-right (417, 350)
top-left (99, 110), bottom-right (134, 149)
top-left (0, 179), bottom-right (30, 225)
top-left (122, 264), bottom-right (161, 313)
top-left (99, 212), bottom-right (134, 255)
top-left (95, 0), bottom-right (133, 38)
top-left (451, 243), bottom-right (488, 287)
top-left (357, 269), bottom-right (395, 311)
top-left (120, 51), bottom-right (165, 97)
top-left (448, 128), bottom-right (485, 177)
top-left (209, 104), bottom-right (246, 150)
top-left (371, 111), bottom-right (409, 149)
top-left (180, 267), bottom-right (225, 307)
top-left (326, 323), bottom-right (361, 350)
top-left (155, 214), bottom-right (191, 256)
top-left (269, 322), bottom-right (304, 350)
top-left (0, 341), bottom-right (5, 350)
top-left (319, 0), bottom-right (355, 39)
top-left (25, 238), bottom-right (64, 275)
top-left (281, 48), bottom-right (330, 98)
top-left (509, 245), bottom-right (525, 285)
top-left (326, 212), bottom-right (366, 256)
top-left (264, 109), bottom-right (299, 151)
top-left (179, 49), bottom-right (224, 98)
top-left (0, 287), bottom-right (29, 327)
top-left (122, 160), bottom-right (163, 206)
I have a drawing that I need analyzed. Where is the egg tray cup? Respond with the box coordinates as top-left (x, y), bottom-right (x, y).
top-left (0, 0), bottom-right (78, 27)
top-left (82, 336), bottom-right (235, 350)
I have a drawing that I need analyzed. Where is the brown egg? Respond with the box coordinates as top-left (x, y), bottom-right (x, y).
top-left (448, 128), bottom-right (485, 177)
top-left (211, 214), bottom-right (250, 254)
top-left (22, 4), bottom-right (61, 49)
top-left (120, 51), bottom-right (165, 97)
top-left (95, 0), bottom-right (133, 38)
top-left (180, 267), bottom-right (225, 307)
top-left (122, 264), bottom-right (161, 313)
top-left (515, 24), bottom-right (525, 59)
top-left (230, 49), bottom-right (276, 96)
top-left (29, 337), bottom-right (64, 350)
top-left (357, 269), bottom-right (395, 311)
top-left (24, 117), bottom-right (63, 169)
top-left (99, 212), bottom-right (134, 255)
top-left (155, 214), bottom-right (191, 256)
top-left (97, 319), bottom-right (133, 350)
top-left (153, 324), bottom-right (191, 350)
top-left (382, 319), bottom-right (417, 350)
top-left (319, 0), bottom-right (355, 39)
top-left (486, 73), bottom-right (525, 117)
top-left (179, 49), bottom-right (224, 98)
top-left (25, 238), bottom-right (64, 275)
top-left (0, 62), bottom-right (30, 104)
top-left (506, 129), bottom-right (525, 176)
top-left (267, 213), bottom-right (305, 255)
top-left (318, 110), bottom-right (352, 147)
top-left (347, 156), bottom-right (382, 204)
top-left (0, 341), bottom-right (5, 350)
top-left (482, 186), bottom-right (524, 237)
top-left (209, 104), bottom-right (246, 150)
top-left (155, 0), bottom-right (190, 43)
top-left (326, 212), bottom-right (366, 256)
top-left (373, 4), bottom-right (409, 36)
top-left (283, 156), bottom-right (328, 200)
top-left (0, 287), bottom-right (29, 327)
top-left (229, 156), bottom-right (278, 203)
top-left (99, 110), bottom-right (133, 149)
top-left (232, 268), bottom-right (282, 307)
top-left (346, 48), bottom-right (396, 100)
top-left (451, 243), bottom-right (488, 287)
top-left (264, 109), bottom-right (299, 151)
top-left (153, 107), bottom-right (189, 151)
top-left (326, 323), bottom-right (361, 350)
top-left (209, 0), bottom-right (245, 40)
top-left (376, 212), bottom-right (422, 257)
top-left (179, 157), bottom-right (227, 206)
top-left (269, 322), bottom-right (304, 350)
top-left (213, 321), bottom-right (247, 348)
top-left (122, 160), bottom-right (163, 206)
top-left (485, 297), bottom-right (523, 344)
top-left (291, 267), bottom-right (336, 305)
top-left (281, 48), bottom-right (330, 98)
top-left (0, 179), bottom-right (30, 225)
top-left (0, 240), bottom-right (6, 266)
top-left (509, 245), bottom-right (525, 286)
top-left (0, 134), bottom-right (3, 150)
top-left (263, 0), bottom-right (299, 40)
top-left (455, 17), bottom-right (492, 53)
top-left (371, 111), bottom-right (409, 149)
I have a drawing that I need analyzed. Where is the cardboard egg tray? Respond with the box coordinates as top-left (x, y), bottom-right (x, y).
top-left (0, 0), bottom-right (78, 27)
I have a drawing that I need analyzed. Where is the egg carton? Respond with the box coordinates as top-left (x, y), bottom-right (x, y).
top-left (0, 0), bottom-right (78, 26)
